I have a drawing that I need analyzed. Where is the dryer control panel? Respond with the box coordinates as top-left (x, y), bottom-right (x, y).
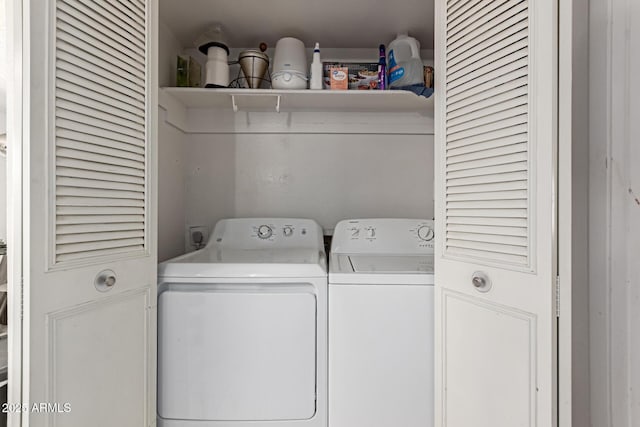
top-left (331, 219), bottom-right (435, 254)
top-left (209, 218), bottom-right (324, 249)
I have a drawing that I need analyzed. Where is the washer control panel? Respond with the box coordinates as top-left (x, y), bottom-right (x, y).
top-left (417, 224), bottom-right (435, 242)
top-left (332, 219), bottom-right (435, 253)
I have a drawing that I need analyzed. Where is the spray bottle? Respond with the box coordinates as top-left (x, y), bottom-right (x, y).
top-left (310, 43), bottom-right (323, 90)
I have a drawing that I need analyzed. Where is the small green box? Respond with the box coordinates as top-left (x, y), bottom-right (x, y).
top-left (176, 55), bottom-right (202, 87)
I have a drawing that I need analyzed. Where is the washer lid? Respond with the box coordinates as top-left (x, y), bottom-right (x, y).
top-left (349, 255), bottom-right (433, 273)
top-left (329, 253), bottom-right (434, 285)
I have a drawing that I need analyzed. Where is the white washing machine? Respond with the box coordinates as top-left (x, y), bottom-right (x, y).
top-left (329, 218), bottom-right (434, 427)
top-left (157, 218), bottom-right (327, 427)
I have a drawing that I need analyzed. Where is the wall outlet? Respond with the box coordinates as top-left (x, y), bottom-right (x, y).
top-left (188, 225), bottom-right (209, 250)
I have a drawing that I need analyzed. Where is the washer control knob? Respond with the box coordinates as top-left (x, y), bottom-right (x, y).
top-left (417, 225), bottom-right (434, 241)
top-left (367, 228), bottom-right (376, 238)
top-left (257, 225), bottom-right (273, 239)
top-left (283, 226), bottom-right (294, 237)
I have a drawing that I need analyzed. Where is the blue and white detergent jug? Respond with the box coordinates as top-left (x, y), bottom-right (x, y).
top-left (387, 33), bottom-right (424, 88)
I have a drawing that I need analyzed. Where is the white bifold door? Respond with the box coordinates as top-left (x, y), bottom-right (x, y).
top-left (434, 1), bottom-right (558, 426)
top-left (20, 0), bottom-right (157, 425)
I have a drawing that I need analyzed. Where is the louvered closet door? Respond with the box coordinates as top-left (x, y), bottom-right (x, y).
top-left (434, 1), bottom-right (558, 426)
top-left (22, 0), bottom-right (157, 425)
top-left (55, 0), bottom-right (148, 263)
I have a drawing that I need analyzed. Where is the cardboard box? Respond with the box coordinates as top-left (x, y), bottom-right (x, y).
top-left (329, 67), bottom-right (349, 90)
top-left (323, 62), bottom-right (379, 90)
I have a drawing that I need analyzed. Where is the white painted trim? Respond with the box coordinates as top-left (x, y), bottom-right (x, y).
top-left (549, 2), bottom-right (561, 423)
top-left (558, 0), bottom-right (591, 425)
top-left (18, 0), bottom-right (31, 423)
top-left (527, 0), bottom-right (541, 277)
top-left (432, 0), bottom-right (445, 292)
top-left (6, 0), bottom-right (23, 424)
top-left (433, 2), bottom-right (445, 423)
top-left (147, 0), bottom-right (159, 423)
top-left (558, 0), bottom-right (573, 421)
top-left (45, 0), bottom-right (55, 271)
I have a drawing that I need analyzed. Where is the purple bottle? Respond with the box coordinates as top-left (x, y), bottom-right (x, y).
top-left (378, 44), bottom-right (387, 90)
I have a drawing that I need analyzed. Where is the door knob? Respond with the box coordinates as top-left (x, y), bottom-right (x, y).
top-left (95, 269), bottom-right (117, 292)
top-left (471, 271), bottom-right (492, 293)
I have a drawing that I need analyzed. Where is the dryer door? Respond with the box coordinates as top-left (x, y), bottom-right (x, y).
top-left (158, 283), bottom-right (317, 421)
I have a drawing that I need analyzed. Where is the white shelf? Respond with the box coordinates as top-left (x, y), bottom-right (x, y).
top-left (160, 87), bottom-right (433, 115)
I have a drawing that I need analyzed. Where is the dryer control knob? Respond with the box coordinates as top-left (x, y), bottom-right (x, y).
top-left (417, 225), bottom-right (434, 241)
top-left (283, 226), bottom-right (294, 237)
top-left (257, 225), bottom-right (273, 239)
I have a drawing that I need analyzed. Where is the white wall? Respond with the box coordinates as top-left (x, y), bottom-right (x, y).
top-left (176, 133), bottom-right (433, 239)
top-left (589, 0), bottom-right (640, 425)
top-left (158, 20), bottom-right (182, 88)
top-left (158, 109), bottom-right (187, 262)
top-left (233, 133), bottom-right (433, 233)
top-left (158, 112), bottom-right (434, 261)
top-left (158, 24), bottom-right (188, 261)
top-left (183, 134), bottom-right (235, 248)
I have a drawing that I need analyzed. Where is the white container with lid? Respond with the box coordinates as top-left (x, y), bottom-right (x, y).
top-left (272, 37), bottom-right (308, 90)
top-left (195, 25), bottom-right (231, 88)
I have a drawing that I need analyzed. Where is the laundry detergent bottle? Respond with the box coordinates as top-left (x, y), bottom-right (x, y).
top-left (387, 33), bottom-right (424, 87)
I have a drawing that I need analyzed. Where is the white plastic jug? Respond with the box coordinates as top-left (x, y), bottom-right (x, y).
top-left (387, 33), bottom-right (424, 87)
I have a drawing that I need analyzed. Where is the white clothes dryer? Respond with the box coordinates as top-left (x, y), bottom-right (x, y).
top-left (157, 218), bottom-right (327, 427)
top-left (329, 218), bottom-right (434, 427)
